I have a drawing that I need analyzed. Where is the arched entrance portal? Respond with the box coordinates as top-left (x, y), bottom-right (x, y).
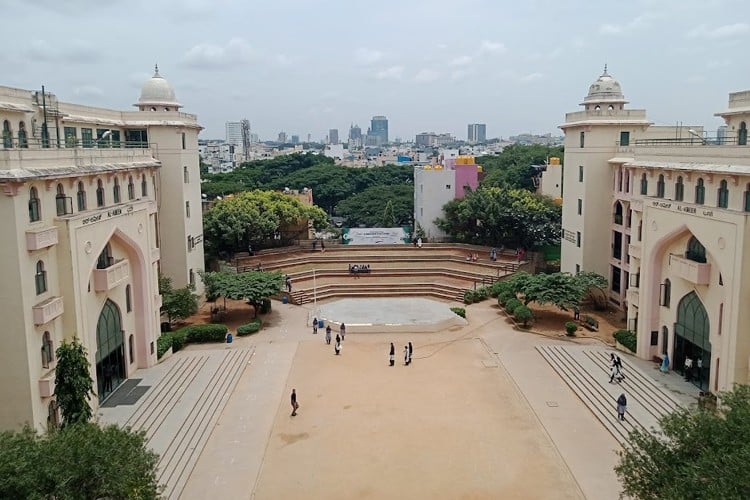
top-left (674, 292), bottom-right (710, 391)
top-left (96, 300), bottom-right (125, 402)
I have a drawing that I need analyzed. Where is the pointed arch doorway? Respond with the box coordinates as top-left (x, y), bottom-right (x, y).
top-left (673, 292), bottom-right (710, 391)
top-left (96, 299), bottom-right (126, 402)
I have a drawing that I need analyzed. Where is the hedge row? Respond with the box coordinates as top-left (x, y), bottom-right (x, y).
top-left (463, 287), bottom-right (490, 304)
top-left (157, 324), bottom-right (229, 359)
top-left (237, 319), bottom-right (262, 336)
top-left (614, 329), bottom-right (637, 353)
top-left (450, 307), bottom-right (466, 318)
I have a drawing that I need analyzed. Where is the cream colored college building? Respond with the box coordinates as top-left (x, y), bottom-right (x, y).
top-left (0, 67), bottom-right (204, 430)
top-left (560, 67), bottom-right (750, 394)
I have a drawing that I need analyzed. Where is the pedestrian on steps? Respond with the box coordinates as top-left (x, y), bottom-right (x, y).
top-left (616, 393), bottom-right (627, 421)
top-left (291, 389), bottom-right (299, 416)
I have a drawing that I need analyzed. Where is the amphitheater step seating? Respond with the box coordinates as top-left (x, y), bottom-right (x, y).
top-left (537, 345), bottom-right (686, 446)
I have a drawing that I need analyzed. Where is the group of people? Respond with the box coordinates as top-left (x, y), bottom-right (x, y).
top-left (411, 237), bottom-right (423, 248)
top-left (312, 318), bottom-right (346, 354)
top-left (348, 264), bottom-right (370, 277)
top-left (311, 240), bottom-right (326, 252)
top-left (465, 252), bottom-right (479, 262)
top-left (609, 353), bottom-right (625, 383)
top-left (388, 342), bottom-right (413, 366)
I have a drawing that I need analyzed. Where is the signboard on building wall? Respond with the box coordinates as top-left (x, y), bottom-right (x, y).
top-left (341, 227), bottom-right (411, 245)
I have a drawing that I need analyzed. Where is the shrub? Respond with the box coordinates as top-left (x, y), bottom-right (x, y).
top-left (490, 281), bottom-right (513, 298)
top-left (505, 298), bottom-right (523, 315)
top-left (237, 319), bottom-right (262, 336)
top-left (513, 305), bottom-right (533, 327)
top-left (498, 291), bottom-right (516, 307)
top-left (156, 333), bottom-right (173, 359)
top-left (565, 321), bottom-right (578, 336)
top-left (614, 329), bottom-right (637, 353)
top-left (463, 290), bottom-right (476, 304)
top-left (185, 324), bottom-right (228, 343)
top-left (450, 307), bottom-right (466, 318)
top-left (474, 287), bottom-right (489, 301)
top-left (171, 328), bottom-right (188, 352)
top-left (583, 315), bottom-right (600, 331)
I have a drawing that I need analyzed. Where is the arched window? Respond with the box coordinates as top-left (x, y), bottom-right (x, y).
top-left (41, 331), bottom-right (54, 368)
top-left (29, 186), bottom-right (41, 222)
top-left (656, 174), bottom-right (665, 198)
top-left (613, 201), bottom-right (624, 224)
top-left (127, 176), bottom-right (135, 200)
top-left (624, 170), bottom-right (630, 193)
top-left (744, 183), bottom-right (750, 212)
top-left (125, 284), bottom-right (132, 312)
top-left (77, 181), bottom-right (87, 211)
top-left (579, 131), bottom-right (585, 148)
top-left (129, 334), bottom-right (135, 364)
top-left (686, 236), bottom-right (707, 263)
top-left (97, 243), bottom-right (113, 269)
top-left (96, 179), bottom-right (105, 207)
top-left (717, 179), bottom-right (729, 208)
top-left (739, 121), bottom-right (747, 146)
top-left (675, 176), bottom-right (684, 201)
top-left (662, 279), bottom-right (671, 307)
top-left (2, 119), bottom-right (12, 148)
top-left (35, 260), bottom-right (47, 295)
top-left (55, 183), bottom-right (70, 216)
top-left (183, 166), bottom-right (189, 183)
top-left (695, 178), bottom-right (705, 205)
top-left (113, 178), bottom-right (121, 204)
top-left (640, 173), bottom-right (648, 195)
top-left (18, 121), bottom-right (28, 148)
top-left (141, 174), bottom-right (148, 197)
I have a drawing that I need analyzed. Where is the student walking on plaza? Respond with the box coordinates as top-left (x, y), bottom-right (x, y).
top-left (325, 326), bottom-right (331, 345)
top-left (291, 389), bottom-right (299, 417)
top-left (404, 345), bottom-right (409, 365)
top-left (389, 343), bottom-right (395, 366)
top-left (340, 323), bottom-right (346, 340)
top-left (616, 393), bottom-right (627, 421)
top-left (312, 321), bottom-right (318, 335)
top-left (334, 339), bottom-right (341, 355)
top-left (408, 342), bottom-right (413, 365)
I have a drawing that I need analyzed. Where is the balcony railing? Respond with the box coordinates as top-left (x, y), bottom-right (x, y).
top-left (670, 254), bottom-right (711, 285)
top-left (26, 227), bottom-right (58, 251)
top-left (628, 243), bottom-right (641, 259)
top-left (33, 296), bottom-right (64, 325)
top-left (93, 259), bottom-right (129, 291)
top-left (38, 375), bottom-right (55, 397)
top-left (634, 135), bottom-right (743, 147)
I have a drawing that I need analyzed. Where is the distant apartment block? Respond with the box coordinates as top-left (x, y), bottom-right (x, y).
top-left (329, 129), bottom-right (339, 145)
top-left (467, 123), bottom-right (486, 144)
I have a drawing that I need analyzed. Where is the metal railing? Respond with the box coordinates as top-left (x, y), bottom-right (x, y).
top-left (632, 135), bottom-right (745, 147)
top-left (1, 136), bottom-right (152, 150)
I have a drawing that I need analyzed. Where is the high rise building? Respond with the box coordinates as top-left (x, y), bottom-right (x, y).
top-left (329, 129), bottom-right (339, 145)
top-left (225, 121), bottom-right (243, 147)
top-left (0, 66), bottom-right (204, 430)
top-left (349, 124), bottom-right (362, 141)
top-left (370, 115), bottom-right (388, 145)
top-left (278, 131), bottom-right (287, 143)
top-left (291, 135), bottom-right (300, 144)
top-left (467, 123), bottom-right (487, 144)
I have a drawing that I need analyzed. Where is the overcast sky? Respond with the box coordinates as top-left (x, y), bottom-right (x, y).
top-left (2, 0), bottom-right (749, 141)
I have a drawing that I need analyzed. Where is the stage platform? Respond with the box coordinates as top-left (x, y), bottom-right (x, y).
top-left (310, 297), bottom-right (467, 333)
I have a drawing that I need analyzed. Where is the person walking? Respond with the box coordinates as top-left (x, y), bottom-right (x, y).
top-left (312, 321), bottom-right (318, 335)
top-left (616, 393), bottom-right (627, 421)
top-left (408, 342), bottom-right (413, 365)
top-left (326, 324), bottom-right (332, 339)
top-left (340, 323), bottom-right (346, 340)
top-left (320, 240), bottom-right (326, 252)
top-left (291, 389), bottom-right (299, 416)
top-left (404, 345), bottom-right (409, 365)
top-left (285, 275), bottom-right (292, 293)
top-left (660, 352), bottom-right (670, 373)
top-left (417, 237), bottom-right (422, 248)
top-left (335, 333), bottom-right (340, 346)
top-left (684, 357), bottom-right (693, 381)
top-left (389, 343), bottom-right (395, 366)
top-left (334, 339), bottom-right (341, 355)
top-left (325, 327), bottom-right (331, 345)
top-left (615, 355), bottom-right (624, 381)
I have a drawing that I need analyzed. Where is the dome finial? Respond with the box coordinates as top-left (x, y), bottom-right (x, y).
top-left (154, 64), bottom-right (160, 77)
top-left (603, 63), bottom-right (608, 75)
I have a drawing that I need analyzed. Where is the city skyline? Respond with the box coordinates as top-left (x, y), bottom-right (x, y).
top-left (1, 0), bottom-right (749, 140)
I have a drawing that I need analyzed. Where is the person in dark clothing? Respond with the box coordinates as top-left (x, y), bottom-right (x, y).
top-left (326, 325), bottom-right (332, 338)
top-left (616, 393), bottom-right (627, 421)
top-left (335, 333), bottom-right (340, 345)
top-left (291, 389), bottom-right (299, 416)
top-left (408, 342), bottom-right (413, 365)
top-left (340, 323), bottom-right (346, 340)
top-left (389, 343), bottom-right (395, 366)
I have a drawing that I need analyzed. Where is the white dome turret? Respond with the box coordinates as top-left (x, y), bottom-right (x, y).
top-left (581, 65), bottom-right (628, 109)
top-left (135, 64), bottom-right (182, 111)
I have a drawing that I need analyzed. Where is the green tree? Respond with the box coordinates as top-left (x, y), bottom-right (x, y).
top-left (478, 144), bottom-right (564, 191)
top-left (200, 270), bottom-right (283, 318)
top-left (616, 385), bottom-right (750, 500)
top-left (503, 271), bottom-right (606, 311)
top-left (202, 190), bottom-right (328, 257)
top-left (335, 184), bottom-right (413, 227)
top-left (381, 200), bottom-right (396, 227)
top-left (159, 275), bottom-right (198, 325)
top-left (0, 423), bottom-right (162, 499)
top-left (435, 187), bottom-right (561, 249)
top-left (54, 338), bottom-right (95, 427)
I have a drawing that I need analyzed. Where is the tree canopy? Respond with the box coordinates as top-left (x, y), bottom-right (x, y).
top-left (478, 144), bottom-right (564, 191)
top-left (334, 184), bottom-right (413, 227)
top-left (503, 271), bottom-right (608, 310)
top-left (0, 423), bottom-right (162, 499)
top-left (200, 270), bottom-right (283, 317)
top-left (54, 338), bottom-right (95, 427)
top-left (202, 190), bottom-right (328, 256)
top-left (435, 187), bottom-right (561, 249)
top-left (159, 275), bottom-right (198, 325)
top-left (616, 385), bottom-right (750, 500)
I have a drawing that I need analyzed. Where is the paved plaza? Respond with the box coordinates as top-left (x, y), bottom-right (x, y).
top-left (99, 298), bottom-right (700, 499)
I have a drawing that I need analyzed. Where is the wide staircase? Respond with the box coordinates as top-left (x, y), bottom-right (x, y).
top-left (230, 243), bottom-right (524, 304)
top-left (537, 345), bottom-right (690, 446)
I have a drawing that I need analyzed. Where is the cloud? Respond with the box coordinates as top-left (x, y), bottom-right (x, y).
top-left (450, 55), bottom-right (473, 66)
top-left (354, 47), bottom-right (384, 65)
top-left (375, 65), bottom-right (404, 80)
top-left (520, 72), bottom-right (543, 82)
top-left (480, 40), bottom-right (506, 54)
top-left (600, 13), bottom-right (658, 35)
top-left (25, 39), bottom-right (103, 63)
top-left (451, 68), bottom-right (473, 81)
top-left (73, 85), bottom-right (104, 98)
top-left (413, 69), bottom-right (441, 83)
top-left (181, 37), bottom-right (257, 69)
top-left (688, 23), bottom-right (750, 39)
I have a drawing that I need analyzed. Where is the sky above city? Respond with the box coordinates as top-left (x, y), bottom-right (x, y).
top-left (2, 0), bottom-right (749, 141)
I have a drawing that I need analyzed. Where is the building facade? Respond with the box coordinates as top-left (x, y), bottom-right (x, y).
top-left (370, 115), bottom-right (388, 145)
top-left (560, 68), bottom-right (750, 393)
top-left (0, 66), bottom-right (204, 431)
top-left (467, 123), bottom-right (486, 144)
